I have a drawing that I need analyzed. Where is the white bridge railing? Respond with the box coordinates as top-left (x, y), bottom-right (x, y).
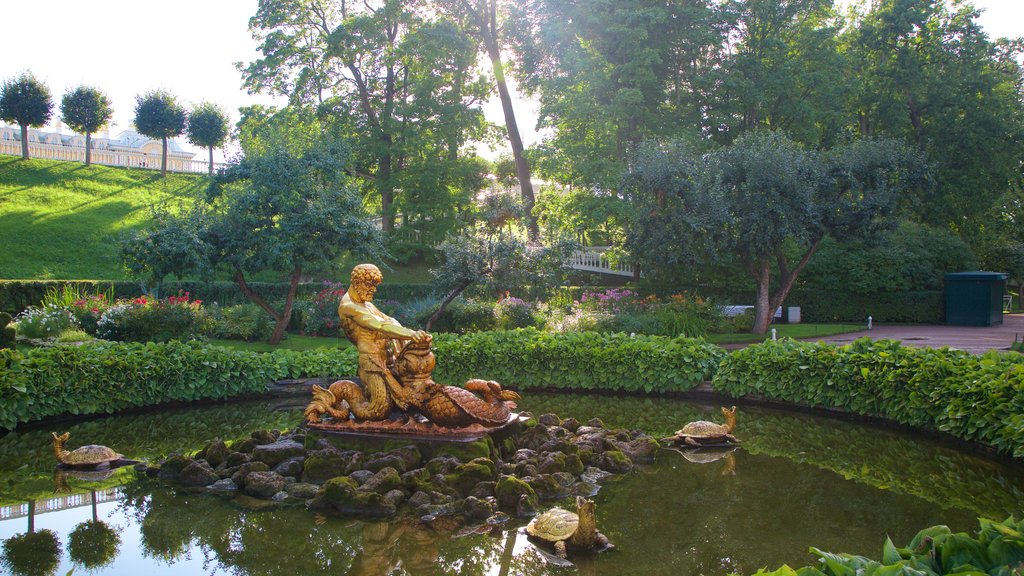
top-left (566, 246), bottom-right (636, 277)
top-left (0, 140), bottom-right (225, 175)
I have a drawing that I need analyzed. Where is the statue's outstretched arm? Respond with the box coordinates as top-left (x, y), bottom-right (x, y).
top-left (345, 305), bottom-right (430, 342)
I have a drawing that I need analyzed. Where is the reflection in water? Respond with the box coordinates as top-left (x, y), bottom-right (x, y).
top-left (0, 394), bottom-right (1021, 575)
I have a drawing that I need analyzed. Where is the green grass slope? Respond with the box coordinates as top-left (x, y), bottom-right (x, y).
top-left (0, 156), bottom-right (205, 280)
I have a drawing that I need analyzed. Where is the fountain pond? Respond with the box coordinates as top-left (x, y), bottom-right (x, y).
top-left (2, 393), bottom-right (1022, 575)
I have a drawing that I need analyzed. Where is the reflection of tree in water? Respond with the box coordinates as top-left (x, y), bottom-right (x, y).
top-left (1, 501), bottom-right (62, 576)
top-left (68, 488), bottom-right (122, 569)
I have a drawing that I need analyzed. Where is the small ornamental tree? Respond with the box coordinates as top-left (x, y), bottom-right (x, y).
top-left (186, 102), bottom-right (230, 175)
top-left (0, 72), bottom-right (53, 160)
top-left (626, 132), bottom-right (929, 334)
top-left (60, 86), bottom-right (113, 166)
top-left (133, 90), bottom-right (186, 177)
top-left (122, 128), bottom-right (384, 344)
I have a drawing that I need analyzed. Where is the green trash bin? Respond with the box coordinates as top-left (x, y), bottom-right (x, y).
top-left (945, 272), bottom-right (1007, 326)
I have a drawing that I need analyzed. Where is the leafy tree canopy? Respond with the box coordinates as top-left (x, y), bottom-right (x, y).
top-left (60, 85), bottom-right (113, 166)
top-left (0, 71), bottom-right (54, 160)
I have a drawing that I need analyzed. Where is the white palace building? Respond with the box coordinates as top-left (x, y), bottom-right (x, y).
top-left (0, 123), bottom-right (220, 174)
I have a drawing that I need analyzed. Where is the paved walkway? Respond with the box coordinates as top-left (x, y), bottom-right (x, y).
top-left (809, 313), bottom-right (1024, 355)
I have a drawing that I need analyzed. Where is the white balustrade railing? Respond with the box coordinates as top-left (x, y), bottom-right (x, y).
top-left (566, 246), bottom-right (636, 277)
top-left (0, 140), bottom-right (225, 175)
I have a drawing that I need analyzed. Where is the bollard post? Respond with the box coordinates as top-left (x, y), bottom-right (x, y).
top-left (771, 328), bottom-right (777, 341)
top-left (867, 316), bottom-right (873, 330)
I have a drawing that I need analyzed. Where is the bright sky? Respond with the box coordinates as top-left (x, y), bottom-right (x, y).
top-left (1, 0), bottom-right (1021, 162)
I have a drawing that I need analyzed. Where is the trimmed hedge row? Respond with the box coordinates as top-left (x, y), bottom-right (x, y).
top-left (0, 280), bottom-right (435, 314)
top-left (0, 330), bottom-right (723, 429)
top-left (0, 341), bottom-right (358, 430)
top-left (431, 328), bottom-right (727, 393)
top-left (5, 332), bottom-right (1024, 460)
top-left (712, 338), bottom-right (1024, 457)
top-left (790, 289), bottom-right (944, 324)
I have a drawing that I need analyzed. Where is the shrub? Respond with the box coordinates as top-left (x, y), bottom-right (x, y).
top-left (12, 306), bottom-right (79, 339)
top-left (96, 292), bottom-right (212, 343)
top-left (210, 303), bottom-right (274, 342)
top-left (67, 293), bottom-right (114, 335)
top-left (55, 329), bottom-right (91, 343)
top-left (413, 298), bottom-right (497, 334)
top-left (294, 282), bottom-right (346, 336)
top-left (495, 297), bottom-right (536, 330)
top-left (0, 312), bottom-right (14, 350)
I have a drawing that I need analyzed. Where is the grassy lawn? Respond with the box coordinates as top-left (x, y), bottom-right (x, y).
top-left (207, 335), bottom-right (352, 352)
top-left (706, 323), bottom-right (865, 344)
top-left (0, 157), bottom-right (206, 280)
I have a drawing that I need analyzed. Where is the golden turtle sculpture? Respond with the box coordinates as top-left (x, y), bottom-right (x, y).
top-left (526, 496), bottom-right (614, 559)
top-left (51, 432), bottom-right (126, 469)
top-left (662, 406), bottom-right (740, 447)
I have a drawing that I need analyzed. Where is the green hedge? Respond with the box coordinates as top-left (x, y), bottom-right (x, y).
top-left (431, 328), bottom-right (726, 393)
top-left (0, 280), bottom-right (435, 314)
top-left (712, 338), bottom-right (1024, 457)
top-left (0, 341), bottom-right (358, 430)
top-left (790, 289), bottom-right (944, 324)
top-left (0, 331), bottom-right (722, 429)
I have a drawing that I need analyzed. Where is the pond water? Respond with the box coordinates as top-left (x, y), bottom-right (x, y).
top-left (2, 393), bottom-right (1023, 576)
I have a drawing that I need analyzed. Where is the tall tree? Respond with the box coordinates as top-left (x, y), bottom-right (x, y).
top-left (186, 102), bottom-right (230, 175)
top-left (708, 0), bottom-right (848, 146)
top-left (133, 90), bottom-right (187, 177)
top-left (0, 72), bottom-right (53, 160)
top-left (122, 125), bottom-right (383, 344)
top-left (241, 0), bottom-right (489, 234)
top-left (842, 0), bottom-right (1024, 228)
top-left (509, 0), bottom-right (727, 189)
top-left (443, 0), bottom-right (540, 240)
top-left (60, 86), bottom-right (113, 166)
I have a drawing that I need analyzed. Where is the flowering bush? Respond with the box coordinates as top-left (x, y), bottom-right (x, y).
top-left (96, 291), bottom-right (211, 343)
top-left (13, 306), bottom-right (80, 339)
top-left (578, 288), bottom-right (639, 313)
top-left (68, 294), bottom-right (114, 335)
top-left (295, 282), bottom-right (346, 336)
top-left (495, 296), bottom-right (537, 330)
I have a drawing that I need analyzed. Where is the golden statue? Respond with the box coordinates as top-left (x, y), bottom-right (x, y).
top-left (305, 264), bottom-right (518, 430)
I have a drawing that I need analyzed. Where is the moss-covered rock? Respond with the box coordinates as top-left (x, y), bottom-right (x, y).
top-left (599, 450), bottom-right (633, 473)
top-left (564, 453), bottom-right (585, 475)
top-left (302, 450), bottom-right (351, 484)
top-left (231, 438), bottom-right (258, 454)
top-left (447, 458), bottom-right (497, 496)
top-left (157, 455), bottom-right (195, 482)
top-left (231, 462), bottom-right (271, 488)
top-left (495, 475), bottom-right (538, 513)
top-left (360, 467), bottom-right (402, 494)
top-left (311, 476), bottom-right (397, 517)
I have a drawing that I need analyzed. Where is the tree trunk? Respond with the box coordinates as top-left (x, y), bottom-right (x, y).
top-left (268, 267), bottom-right (302, 345)
top-left (484, 26), bottom-right (538, 241)
top-left (85, 132), bottom-right (92, 166)
top-left (751, 259), bottom-right (773, 334)
top-left (380, 152), bottom-right (394, 232)
top-left (426, 279), bottom-right (474, 331)
top-left (208, 146), bottom-right (214, 176)
top-left (19, 124), bottom-right (28, 160)
top-left (232, 267), bottom-right (296, 345)
top-left (161, 136), bottom-right (168, 177)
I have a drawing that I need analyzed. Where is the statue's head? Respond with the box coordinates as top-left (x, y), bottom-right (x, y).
top-left (350, 264), bottom-right (383, 302)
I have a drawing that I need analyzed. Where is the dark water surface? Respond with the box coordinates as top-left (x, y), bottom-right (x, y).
top-left (2, 393), bottom-right (1023, 575)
